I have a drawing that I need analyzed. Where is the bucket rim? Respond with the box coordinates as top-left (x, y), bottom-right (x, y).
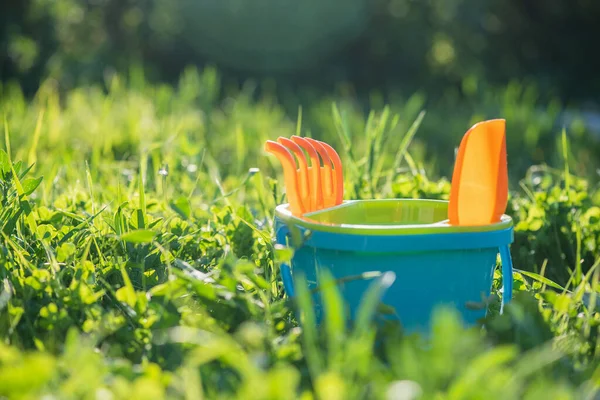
top-left (274, 198), bottom-right (513, 236)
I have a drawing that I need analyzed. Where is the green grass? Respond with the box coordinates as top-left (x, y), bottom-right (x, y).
top-left (0, 67), bottom-right (598, 399)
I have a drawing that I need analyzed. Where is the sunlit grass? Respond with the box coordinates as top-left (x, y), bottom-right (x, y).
top-left (0, 67), bottom-right (598, 399)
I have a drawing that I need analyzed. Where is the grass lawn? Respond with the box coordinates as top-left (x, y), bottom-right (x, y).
top-left (0, 67), bottom-right (598, 399)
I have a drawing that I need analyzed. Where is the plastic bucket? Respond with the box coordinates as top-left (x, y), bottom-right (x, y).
top-left (274, 199), bottom-right (514, 333)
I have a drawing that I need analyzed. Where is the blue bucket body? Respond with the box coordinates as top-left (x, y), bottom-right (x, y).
top-left (274, 207), bottom-right (514, 333)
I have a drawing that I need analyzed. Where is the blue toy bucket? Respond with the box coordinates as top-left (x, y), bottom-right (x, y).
top-left (274, 199), bottom-right (514, 333)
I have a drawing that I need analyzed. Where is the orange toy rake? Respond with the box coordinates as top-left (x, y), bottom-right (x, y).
top-left (264, 136), bottom-right (343, 216)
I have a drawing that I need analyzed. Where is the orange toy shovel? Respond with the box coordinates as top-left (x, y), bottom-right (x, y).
top-left (448, 119), bottom-right (508, 226)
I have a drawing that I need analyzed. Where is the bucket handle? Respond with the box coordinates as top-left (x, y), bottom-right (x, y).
top-left (499, 244), bottom-right (513, 313)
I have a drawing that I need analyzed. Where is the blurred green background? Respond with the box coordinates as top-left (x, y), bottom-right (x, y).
top-left (2, 0), bottom-right (600, 181)
top-left (3, 0), bottom-right (600, 98)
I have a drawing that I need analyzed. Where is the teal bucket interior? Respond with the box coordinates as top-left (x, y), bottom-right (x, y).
top-left (274, 199), bottom-right (514, 333)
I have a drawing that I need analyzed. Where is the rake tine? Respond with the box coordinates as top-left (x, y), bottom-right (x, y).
top-left (305, 137), bottom-right (335, 208)
top-left (291, 136), bottom-right (323, 212)
top-left (277, 136), bottom-right (310, 213)
top-left (264, 140), bottom-right (304, 216)
top-left (317, 140), bottom-right (344, 206)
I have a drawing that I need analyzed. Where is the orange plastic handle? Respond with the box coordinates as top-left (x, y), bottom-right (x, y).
top-left (318, 140), bottom-right (344, 206)
top-left (277, 137), bottom-right (309, 213)
top-left (264, 140), bottom-right (304, 216)
top-left (304, 137), bottom-right (336, 208)
top-left (291, 136), bottom-right (323, 212)
top-left (448, 119), bottom-right (508, 226)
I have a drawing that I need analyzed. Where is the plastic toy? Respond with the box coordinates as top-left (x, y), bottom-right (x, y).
top-left (265, 119), bottom-right (514, 333)
top-left (264, 136), bottom-right (343, 214)
top-left (449, 119), bottom-right (508, 226)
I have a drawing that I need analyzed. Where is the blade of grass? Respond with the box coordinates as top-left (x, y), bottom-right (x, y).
top-left (353, 271), bottom-right (396, 337)
top-left (85, 161), bottom-right (95, 215)
top-left (138, 152), bottom-right (147, 228)
top-left (318, 268), bottom-right (346, 373)
top-left (332, 103), bottom-right (360, 189)
top-left (385, 110), bottom-right (425, 196)
top-left (373, 110), bottom-right (400, 186)
top-left (27, 107), bottom-right (45, 168)
top-left (4, 120), bottom-right (38, 234)
top-left (514, 268), bottom-right (566, 291)
top-left (294, 272), bottom-right (323, 379)
top-left (561, 128), bottom-right (571, 195)
top-left (296, 105), bottom-right (303, 136)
